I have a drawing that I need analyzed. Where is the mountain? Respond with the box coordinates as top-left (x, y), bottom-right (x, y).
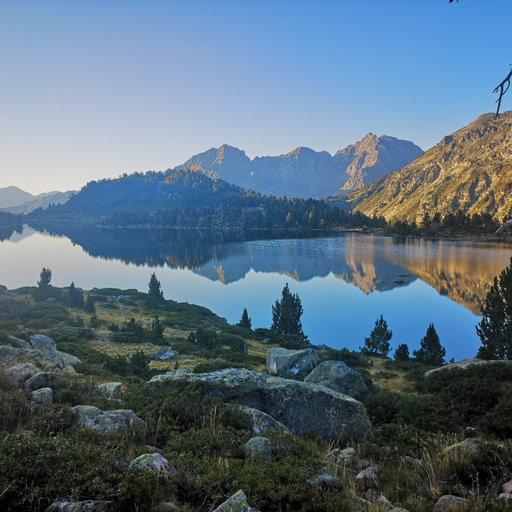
top-left (346, 111), bottom-right (512, 223)
top-left (0, 186), bottom-right (35, 208)
top-left (1, 190), bottom-right (76, 214)
top-left (172, 134), bottom-right (423, 198)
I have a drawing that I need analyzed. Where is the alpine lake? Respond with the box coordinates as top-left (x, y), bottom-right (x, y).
top-left (1, 225), bottom-right (511, 362)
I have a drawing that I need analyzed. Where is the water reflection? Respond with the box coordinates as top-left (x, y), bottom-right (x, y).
top-left (22, 226), bottom-right (512, 315)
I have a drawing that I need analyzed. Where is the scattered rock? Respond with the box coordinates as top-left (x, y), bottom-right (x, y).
top-left (31, 387), bottom-right (53, 404)
top-left (425, 358), bottom-right (512, 377)
top-left (307, 469), bottom-right (340, 489)
top-left (499, 493), bottom-right (512, 500)
top-left (502, 478), bottom-right (512, 494)
top-left (71, 406), bottom-right (141, 434)
top-left (355, 466), bottom-right (382, 483)
top-left (0, 345), bottom-right (18, 361)
top-left (150, 368), bottom-right (372, 440)
top-left (432, 495), bottom-right (468, 511)
top-left (304, 360), bottom-right (368, 398)
top-left (444, 438), bottom-right (479, 456)
top-left (45, 501), bottom-right (112, 512)
top-left (46, 297), bottom-right (56, 303)
top-left (212, 490), bottom-right (249, 512)
top-left (62, 326), bottom-right (97, 336)
top-left (266, 347), bottom-right (319, 380)
top-left (243, 437), bottom-right (273, 460)
top-left (25, 372), bottom-right (64, 392)
top-left (131, 453), bottom-right (175, 476)
top-left (362, 489), bottom-right (393, 509)
top-left (7, 333), bottom-right (31, 349)
top-left (234, 405), bottom-right (291, 435)
top-left (324, 447), bottom-right (356, 466)
top-left (150, 347), bottom-right (178, 360)
top-left (6, 363), bottom-right (42, 383)
top-left (98, 382), bottom-right (122, 395)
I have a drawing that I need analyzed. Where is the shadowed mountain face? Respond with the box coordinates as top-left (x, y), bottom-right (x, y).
top-left (172, 134), bottom-right (423, 198)
top-left (347, 111), bottom-right (512, 224)
top-left (23, 227), bottom-right (512, 315)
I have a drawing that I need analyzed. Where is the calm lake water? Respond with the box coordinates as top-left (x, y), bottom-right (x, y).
top-left (1, 226), bottom-right (511, 361)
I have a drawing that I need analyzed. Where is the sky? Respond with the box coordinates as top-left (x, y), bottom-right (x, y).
top-left (1, 0), bottom-right (511, 195)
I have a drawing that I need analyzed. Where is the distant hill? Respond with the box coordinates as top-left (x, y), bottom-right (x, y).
top-left (0, 186), bottom-right (35, 208)
top-left (172, 134), bottom-right (423, 198)
top-left (345, 111), bottom-right (512, 223)
top-left (2, 190), bottom-right (76, 214)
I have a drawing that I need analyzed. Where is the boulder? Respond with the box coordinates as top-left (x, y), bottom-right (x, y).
top-left (266, 347), bottom-right (319, 380)
top-left (149, 368), bottom-right (371, 441)
top-left (324, 447), bottom-right (356, 466)
top-left (234, 405), bottom-right (291, 435)
top-left (150, 347), bottom-right (178, 360)
top-left (71, 405), bottom-right (141, 434)
top-left (304, 360), bottom-right (368, 397)
top-left (307, 469), bottom-right (340, 489)
top-left (433, 495), bottom-right (468, 511)
top-left (444, 438), bottom-right (479, 456)
top-left (355, 466), bottom-right (382, 482)
top-left (45, 501), bottom-right (112, 512)
top-left (131, 453), bottom-right (175, 476)
top-left (425, 358), bottom-right (512, 377)
top-left (57, 351), bottom-right (82, 367)
top-left (243, 437), bottom-right (273, 460)
top-left (31, 387), bottom-right (53, 404)
top-left (0, 345), bottom-right (18, 361)
top-left (502, 478), bottom-right (512, 494)
top-left (6, 363), bottom-right (42, 383)
top-left (212, 490), bottom-right (249, 512)
top-left (25, 372), bottom-right (64, 392)
top-left (499, 493), bottom-right (512, 500)
top-left (98, 382), bottom-right (122, 395)
top-left (7, 334), bottom-right (31, 349)
top-left (26, 334), bottom-right (82, 371)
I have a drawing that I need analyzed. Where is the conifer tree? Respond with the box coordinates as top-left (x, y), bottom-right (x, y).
top-left (38, 267), bottom-right (52, 288)
top-left (360, 315), bottom-right (392, 356)
top-left (68, 282), bottom-right (84, 308)
top-left (414, 324), bottom-right (446, 366)
top-left (394, 343), bottom-right (410, 362)
top-left (476, 257), bottom-right (512, 359)
top-left (271, 283), bottom-right (306, 340)
top-left (148, 272), bottom-right (164, 306)
top-left (238, 308), bottom-right (252, 329)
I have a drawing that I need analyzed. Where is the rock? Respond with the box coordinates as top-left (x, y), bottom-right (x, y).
top-left (243, 437), bottom-right (273, 460)
top-left (307, 469), bottom-right (340, 489)
top-left (304, 360), bottom-right (368, 398)
top-left (131, 453), bottom-right (175, 476)
top-left (425, 358), bottom-right (512, 377)
top-left (45, 501), bottom-right (112, 512)
top-left (502, 478), bottom-right (512, 494)
top-left (0, 345), bottom-right (19, 361)
top-left (499, 493), bottom-right (512, 500)
top-left (98, 382), bottom-right (122, 395)
top-left (261, 339), bottom-right (273, 345)
top-left (362, 489), bottom-right (393, 509)
top-left (234, 405), bottom-right (291, 435)
top-left (266, 347), bottom-right (319, 380)
top-left (31, 387), bottom-right (53, 404)
top-left (46, 297), bottom-right (56, 302)
top-left (71, 406), bottom-right (141, 434)
top-left (355, 466), bottom-right (381, 482)
top-left (7, 334), bottom-right (31, 349)
top-left (149, 368), bottom-right (371, 440)
top-left (324, 447), bottom-right (356, 466)
top-left (57, 351), bottom-right (82, 367)
top-left (212, 490), bottom-right (249, 512)
top-left (18, 330), bottom-right (30, 341)
top-left (62, 326), bottom-right (97, 336)
top-left (150, 347), bottom-right (178, 360)
top-left (25, 372), bottom-right (64, 392)
top-left (444, 438), bottom-right (479, 456)
top-left (389, 509), bottom-right (411, 512)
top-left (6, 363), bottom-right (42, 383)
top-left (146, 343), bottom-right (154, 348)
top-left (432, 495), bottom-right (468, 511)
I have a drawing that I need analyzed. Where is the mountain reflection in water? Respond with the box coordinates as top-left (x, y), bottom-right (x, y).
top-left (29, 227), bottom-right (512, 316)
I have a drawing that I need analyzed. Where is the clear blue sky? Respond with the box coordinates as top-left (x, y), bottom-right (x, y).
top-left (1, 0), bottom-right (510, 194)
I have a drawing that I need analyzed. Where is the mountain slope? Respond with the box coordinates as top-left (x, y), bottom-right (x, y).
top-left (172, 135), bottom-right (423, 198)
top-left (2, 190), bottom-right (76, 214)
top-left (346, 111), bottom-right (512, 223)
top-left (0, 186), bottom-right (34, 208)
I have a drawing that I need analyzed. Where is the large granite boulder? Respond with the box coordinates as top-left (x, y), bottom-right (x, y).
top-left (130, 453), bottom-right (175, 476)
top-left (31, 387), bottom-right (53, 405)
top-left (243, 437), bottom-right (273, 460)
top-left (25, 372), bottom-right (64, 392)
top-left (6, 363), bottom-right (42, 383)
top-left (266, 347), bottom-right (319, 380)
top-left (71, 406), bottom-right (141, 434)
top-left (23, 335), bottom-right (82, 372)
top-left (0, 345), bottom-right (18, 361)
top-left (149, 368), bottom-right (371, 441)
top-left (425, 358), bottom-right (512, 377)
top-left (234, 405), bottom-right (291, 435)
top-left (7, 333), bottom-right (31, 349)
top-left (98, 382), bottom-right (122, 395)
top-left (212, 490), bottom-right (249, 512)
top-left (304, 360), bottom-right (368, 398)
top-left (45, 501), bottom-right (112, 512)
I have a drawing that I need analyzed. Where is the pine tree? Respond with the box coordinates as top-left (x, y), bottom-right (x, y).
top-left (476, 257), bottom-right (512, 360)
top-left (68, 282), bottom-right (84, 308)
top-left (361, 315), bottom-right (392, 356)
top-left (150, 315), bottom-right (165, 344)
top-left (148, 272), bottom-right (164, 306)
top-left (38, 267), bottom-right (52, 288)
top-left (414, 324), bottom-right (446, 366)
top-left (394, 343), bottom-right (410, 362)
top-left (271, 283), bottom-right (306, 340)
top-left (238, 308), bottom-right (252, 329)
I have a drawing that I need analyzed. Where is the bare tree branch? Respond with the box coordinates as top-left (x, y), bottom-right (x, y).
top-left (493, 69), bottom-right (512, 117)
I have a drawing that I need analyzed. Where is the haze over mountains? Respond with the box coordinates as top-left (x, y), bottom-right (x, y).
top-left (172, 133), bottom-right (423, 198)
top-left (347, 111), bottom-right (512, 223)
top-left (0, 186), bottom-right (76, 213)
